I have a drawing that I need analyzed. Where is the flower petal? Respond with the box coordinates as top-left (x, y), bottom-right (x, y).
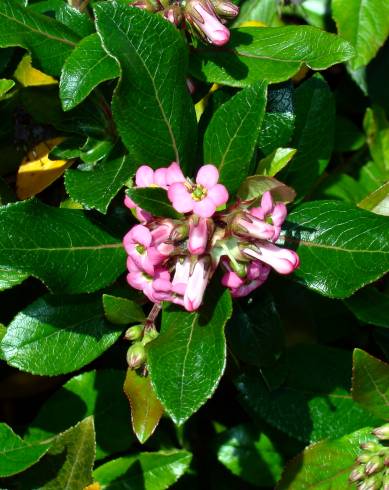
top-left (196, 164), bottom-right (219, 188)
top-left (130, 224), bottom-right (152, 247)
top-left (207, 183), bottom-right (229, 207)
top-left (167, 183), bottom-right (194, 213)
top-left (193, 197), bottom-right (216, 218)
top-left (135, 165), bottom-right (154, 187)
top-left (166, 162), bottom-right (186, 185)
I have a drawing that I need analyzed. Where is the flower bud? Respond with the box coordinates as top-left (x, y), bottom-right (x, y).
top-left (357, 453), bottom-right (373, 464)
top-left (142, 328), bottom-right (159, 345)
top-left (373, 424), bottom-right (389, 441)
top-left (126, 342), bottom-right (146, 369)
top-left (349, 465), bottom-right (366, 482)
top-left (365, 456), bottom-right (384, 475)
top-left (188, 216), bottom-right (210, 255)
top-left (210, 0), bottom-right (239, 18)
top-left (361, 442), bottom-right (382, 453)
top-left (124, 324), bottom-right (144, 341)
top-left (184, 0), bottom-right (230, 46)
top-left (170, 222), bottom-right (189, 242)
top-left (359, 474), bottom-right (383, 490)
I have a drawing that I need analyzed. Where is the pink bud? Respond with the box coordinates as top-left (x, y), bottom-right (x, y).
top-left (185, 0), bottom-right (230, 46)
top-left (233, 213), bottom-right (275, 241)
top-left (184, 257), bottom-right (211, 311)
top-left (188, 217), bottom-right (209, 255)
top-left (221, 270), bottom-right (244, 289)
top-left (243, 243), bottom-right (299, 275)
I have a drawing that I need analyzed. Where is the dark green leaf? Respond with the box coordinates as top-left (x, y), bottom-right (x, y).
top-left (277, 427), bottom-right (376, 489)
top-left (103, 294), bottom-right (145, 325)
top-left (56, 3), bottom-right (94, 38)
top-left (236, 344), bottom-right (380, 443)
top-left (280, 75), bottom-right (335, 198)
top-left (0, 200), bottom-right (125, 293)
top-left (124, 369), bottom-right (164, 444)
top-left (190, 26), bottom-right (354, 87)
top-left (344, 287), bottom-right (389, 328)
top-left (227, 291), bottom-right (283, 368)
top-left (334, 115), bottom-right (365, 152)
top-left (332, 0), bottom-right (389, 69)
top-left (352, 348), bottom-right (389, 420)
top-left (0, 294), bottom-right (123, 375)
top-left (0, 423), bottom-right (51, 477)
top-left (126, 187), bottom-right (180, 219)
top-left (203, 81), bottom-right (267, 193)
top-left (147, 288), bottom-right (232, 425)
top-left (0, 0), bottom-right (78, 76)
top-left (26, 370), bottom-right (135, 460)
top-left (363, 106), bottom-right (389, 171)
top-left (216, 424), bottom-right (283, 487)
top-left (314, 173), bottom-right (366, 204)
top-left (93, 450), bottom-right (192, 490)
top-left (65, 153), bottom-right (134, 214)
top-left (94, 4), bottom-right (197, 170)
top-left (285, 201), bottom-right (389, 298)
top-left (0, 266), bottom-right (28, 291)
top-left (60, 33), bottom-right (120, 111)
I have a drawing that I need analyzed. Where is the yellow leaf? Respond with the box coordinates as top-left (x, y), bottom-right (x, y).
top-left (14, 55), bottom-right (57, 87)
top-left (84, 484), bottom-right (101, 490)
top-left (195, 83), bottom-right (220, 122)
top-left (17, 138), bottom-right (72, 200)
top-left (238, 20), bottom-right (267, 27)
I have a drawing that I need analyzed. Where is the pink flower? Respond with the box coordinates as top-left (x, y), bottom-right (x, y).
top-left (242, 243), bottom-right (299, 275)
top-left (185, 0), bottom-right (230, 46)
top-left (221, 270), bottom-right (244, 289)
top-left (172, 257), bottom-right (191, 296)
top-left (184, 257), bottom-right (211, 311)
top-left (135, 165), bottom-right (168, 189)
top-left (168, 164), bottom-right (228, 218)
top-left (123, 225), bottom-right (164, 275)
top-left (232, 212), bottom-right (275, 241)
top-left (188, 217), bottom-right (209, 255)
top-left (250, 192), bottom-right (287, 242)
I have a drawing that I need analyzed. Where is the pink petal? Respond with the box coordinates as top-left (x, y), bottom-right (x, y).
top-left (207, 183), bottom-right (229, 207)
top-left (135, 207), bottom-right (152, 223)
top-left (166, 162), bottom-right (186, 185)
top-left (124, 196), bottom-right (136, 209)
top-left (193, 197), bottom-right (216, 218)
top-left (221, 271), bottom-right (244, 289)
top-left (193, 3), bottom-right (230, 46)
top-left (250, 206), bottom-right (265, 220)
top-left (196, 164), bottom-right (219, 188)
top-left (154, 168), bottom-right (168, 188)
top-left (188, 218), bottom-right (208, 255)
top-left (130, 224), bottom-right (152, 247)
top-left (135, 165), bottom-right (154, 187)
top-left (168, 183), bottom-right (194, 213)
top-left (272, 203), bottom-right (287, 227)
top-left (261, 191), bottom-right (274, 216)
top-left (231, 279), bottom-right (262, 298)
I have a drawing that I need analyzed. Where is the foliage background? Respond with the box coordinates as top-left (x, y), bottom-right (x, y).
top-left (0, 0), bottom-right (388, 488)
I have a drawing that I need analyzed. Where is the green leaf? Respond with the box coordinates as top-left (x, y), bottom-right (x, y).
top-left (0, 0), bottom-right (79, 76)
top-left (126, 187), bottom-right (180, 219)
top-left (227, 291), bottom-right (283, 368)
top-left (358, 181), bottom-right (389, 216)
top-left (0, 266), bottom-right (28, 291)
top-left (237, 175), bottom-right (296, 203)
top-left (124, 369), bottom-right (164, 444)
top-left (0, 79), bottom-right (14, 98)
top-left (93, 450), bottom-right (192, 490)
top-left (147, 288), bottom-right (232, 425)
top-left (314, 173), bottom-right (367, 204)
top-left (203, 81), bottom-right (267, 193)
top-left (284, 201), bottom-right (389, 298)
top-left (364, 106), bottom-right (389, 171)
top-left (16, 417), bottom-right (95, 489)
top-left (258, 83), bottom-right (295, 156)
top-left (352, 348), bottom-right (389, 420)
top-left (332, 0), bottom-right (389, 70)
top-left (216, 424), bottom-right (283, 487)
top-left (280, 75), bottom-right (335, 198)
top-left (256, 147), bottom-right (296, 177)
top-left (65, 153), bottom-right (134, 214)
top-left (103, 294), bottom-right (145, 325)
top-left (0, 294), bottom-right (123, 375)
top-left (277, 427), bottom-right (376, 489)
top-left (0, 200), bottom-right (125, 293)
top-left (334, 115), bottom-right (365, 152)
top-left (344, 287), bottom-right (389, 328)
top-left (60, 33), bottom-right (120, 111)
top-left (236, 344), bottom-right (380, 443)
top-left (94, 4), bottom-right (197, 170)
top-left (55, 3), bottom-right (94, 38)
top-left (26, 370), bottom-right (135, 460)
top-left (190, 26), bottom-right (354, 87)
top-left (232, 0), bottom-right (280, 27)
top-left (0, 423), bottom-right (51, 477)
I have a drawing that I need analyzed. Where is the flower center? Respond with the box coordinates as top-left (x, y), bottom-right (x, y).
top-left (191, 184), bottom-right (207, 201)
top-left (135, 244), bottom-right (146, 255)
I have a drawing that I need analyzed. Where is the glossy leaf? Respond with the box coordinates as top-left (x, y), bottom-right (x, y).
top-left (256, 147), bottom-right (296, 177)
top-left (26, 370), bottom-right (135, 460)
top-left (93, 450), bottom-right (192, 490)
top-left (203, 81), bottom-right (267, 193)
top-left (94, 4), bottom-right (197, 170)
top-left (103, 294), bottom-right (145, 325)
top-left (352, 348), bottom-right (389, 420)
top-left (126, 187), bottom-right (180, 219)
top-left (124, 369), bottom-right (164, 444)
top-left (0, 266), bottom-right (28, 291)
top-left (236, 344), bottom-right (380, 443)
top-left (65, 153), bottom-right (134, 214)
top-left (190, 26), bottom-right (354, 87)
top-left (0, 423), bottom-right (51, 477)
top-left (0, 0), bottom-right (78, 76)
top-left (147, 288), bottom-right (232, 425)
top-left (285, 201), bottom-right (389, 298)
top-left (280, 75), bottom-right (335, 198)
top-left (0, 294), bottom-right (123, 375)
top-left (60, 33), bottom-right (120, 111)
top-left (216, 424), bottom-right (283, 486)
top-left (332, 0), bottom-right (389, 69)
top-left (0, 200), bottom-right (125, 293)
top-left (277, 427), bottom-right (376, 489)
top-left (344, 287), bottom-right (389, 328)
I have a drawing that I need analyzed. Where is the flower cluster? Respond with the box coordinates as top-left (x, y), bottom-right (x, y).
top-left (131, 0), bottom-right (239, 46)
top-left (123, 162), bottom-right (299, 312)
